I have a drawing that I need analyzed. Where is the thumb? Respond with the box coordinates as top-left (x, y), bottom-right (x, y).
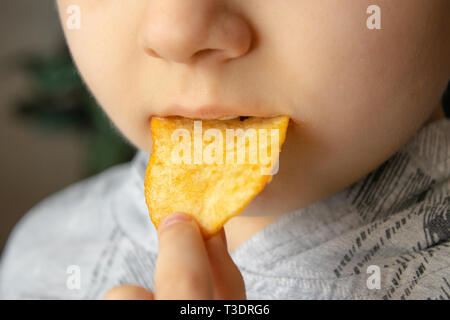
top-left (103, 285), bottom-right (154, 300)
top-left (154, 212), bottom-right (214, 299)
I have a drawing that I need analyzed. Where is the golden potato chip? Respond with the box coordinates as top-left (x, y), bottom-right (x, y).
top-left (144, 115), bottom-right (290, 238)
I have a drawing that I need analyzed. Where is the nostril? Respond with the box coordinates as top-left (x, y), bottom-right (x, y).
top-left (145, 48), bottom-right (161, 58)
top-left (192, 48), bottom-right (228, 63)
top-left (193, 48), bottom-right (216, 59)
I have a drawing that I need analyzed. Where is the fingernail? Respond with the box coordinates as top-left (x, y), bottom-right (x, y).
top-left (158, 212), bottom-right (192, 231)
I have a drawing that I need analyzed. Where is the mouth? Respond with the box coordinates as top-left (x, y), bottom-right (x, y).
top-left (155, 104), bottom-right (278, 120)
top-left (217, 116), bottom-right (240, 120)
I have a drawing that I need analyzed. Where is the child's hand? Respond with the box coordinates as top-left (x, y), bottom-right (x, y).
top-left (103, 212), bottom-right (246, 300)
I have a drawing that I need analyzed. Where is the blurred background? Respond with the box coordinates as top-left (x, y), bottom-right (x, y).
top-left (0, 1), bottom-right (136, 254)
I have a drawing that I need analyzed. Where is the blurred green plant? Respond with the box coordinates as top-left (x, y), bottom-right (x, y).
top-left (14, 45), bottom-right (136, 177)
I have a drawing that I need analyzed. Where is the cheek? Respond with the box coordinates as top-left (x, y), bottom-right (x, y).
top-left (58, 0), bottom-right (153, 151)
top-left (274, 0), bottom-right (446, 153)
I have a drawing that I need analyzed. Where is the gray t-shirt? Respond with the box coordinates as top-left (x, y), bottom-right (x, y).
top-left (0, 119), bottom-right (449, 300)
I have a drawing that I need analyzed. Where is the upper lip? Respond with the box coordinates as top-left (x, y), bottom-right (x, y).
top-left (157, 104), bottom-right (278, 120)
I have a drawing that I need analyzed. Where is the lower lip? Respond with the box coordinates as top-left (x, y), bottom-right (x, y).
top-left (218, 116), bottom-right (239, 120)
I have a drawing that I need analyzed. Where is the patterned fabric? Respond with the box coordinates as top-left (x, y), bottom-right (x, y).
top-left (0, 118), bottom-right (449, 300)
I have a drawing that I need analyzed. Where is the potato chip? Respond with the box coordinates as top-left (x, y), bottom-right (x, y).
top-left (144, 115), bottom-right (290, 238)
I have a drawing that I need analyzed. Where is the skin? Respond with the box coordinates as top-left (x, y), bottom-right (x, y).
top-left (56, 0), bottom-right (449, 299)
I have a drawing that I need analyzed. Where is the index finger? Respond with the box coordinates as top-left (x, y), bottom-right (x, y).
top-left (154, 212), bottom-right (214, 299)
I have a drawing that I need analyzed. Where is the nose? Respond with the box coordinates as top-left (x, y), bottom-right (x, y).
top-left (139, 0), bottom-right (253, 65)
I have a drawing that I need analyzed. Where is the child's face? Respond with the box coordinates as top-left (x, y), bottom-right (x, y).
top-left (57, 1), bottom-right (449, 215)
